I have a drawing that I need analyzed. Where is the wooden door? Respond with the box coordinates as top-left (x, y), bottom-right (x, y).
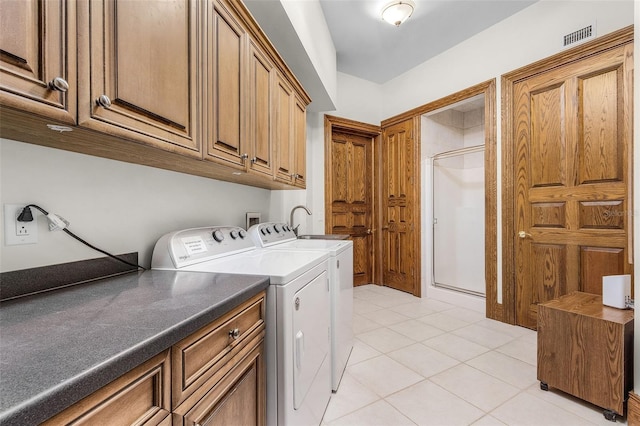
top-left (79, 0), bottom-right (199, 156)
top-left (0, 0), bottom-right (76, 124)
top-left (247, 40), bottom-right (273, 177)
top-left (327, 131), bottom-right (374, 286)
top-left (513, 43), bottom-right (633, 329)
top-left (205, 0), bottom-right (247, 168)
top-left (273, 73), bottom-right (294, 184)
top-left (381, 118), bottom-right (420, 295)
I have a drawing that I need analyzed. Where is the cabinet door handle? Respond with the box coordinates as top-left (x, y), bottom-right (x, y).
top-left (241, 153), bottom-right (249, 161)
top-left (251, 157), bottom-right (257, 163)
top-left (228, 328), bottom-right (240, 339)
top-left (48, 77), bottom-right (69, 92)
top-left (96, 94), bottom-right (112, 108)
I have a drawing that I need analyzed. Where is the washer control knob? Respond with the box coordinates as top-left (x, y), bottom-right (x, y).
top-left (274, 224), bottom-right (281, 233)
top-left (261, 227), bottom-right (268, 235)
top-left (230, 230), bottom-right (239, 239)
top-left (238, 229), bottom-right (247, 239)
top-left (212, 230), bottom-right (224, 242)
top-left (265, 226), bottom-right (272, 234)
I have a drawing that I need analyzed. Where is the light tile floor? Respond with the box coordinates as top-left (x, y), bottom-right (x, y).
top-left (322, 284), bottom-right (626, 426)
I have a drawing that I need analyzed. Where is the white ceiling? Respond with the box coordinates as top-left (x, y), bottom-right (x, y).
top-left (319, 0), bottom-right (537, 83)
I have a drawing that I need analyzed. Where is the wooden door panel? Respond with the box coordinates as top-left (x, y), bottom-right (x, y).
top-left (530, 83), bottom-right (566, 187)
top-left (579, 201), bottom-right (625, 229)
top-left (531, 202), bottom-right (566, 228)
top-left (352, 235), bottom-right (370, 286)
top-left (578, 67), bottom-right (624, 183)
top-left (580, 247), bottom-right (625, 295)
top-left (513, 42), bottom-right (632, 329)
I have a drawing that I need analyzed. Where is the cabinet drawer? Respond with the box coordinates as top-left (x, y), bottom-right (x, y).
top-left (172, 292), bottom-right (265, 408)
top-left (42, 350), bottom-right (171, 426)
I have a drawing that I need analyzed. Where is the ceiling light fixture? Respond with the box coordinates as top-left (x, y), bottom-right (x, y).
top-left (381, 0), bottom-right (415, 27)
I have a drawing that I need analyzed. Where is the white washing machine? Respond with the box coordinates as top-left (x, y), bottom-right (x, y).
top-left (151, 226), bottom-right (331, 426)
top-left (248, 222), bottom-right (353, 392)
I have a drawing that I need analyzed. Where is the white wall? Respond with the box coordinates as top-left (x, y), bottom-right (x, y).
top-left (0, 139), bottom-right (271, 272)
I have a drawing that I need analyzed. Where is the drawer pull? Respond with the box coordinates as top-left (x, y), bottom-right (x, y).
top-left (96, 94), bottom-right (112, 108)
top-left (228, 328), bottom-right (240, 339)
top-left (48, 77), bottom-right (69, 92)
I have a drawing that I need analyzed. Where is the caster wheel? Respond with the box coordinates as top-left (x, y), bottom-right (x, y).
top-left (540, 382), bottom-right (549, 391)
top-left (603, 409), bottom-right (617, 422)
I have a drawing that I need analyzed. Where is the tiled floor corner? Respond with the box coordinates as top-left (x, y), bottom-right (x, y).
top-left (322, 284), bottom-right (627, 426)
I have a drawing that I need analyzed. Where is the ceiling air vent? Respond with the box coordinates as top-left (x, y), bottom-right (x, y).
top-left (563, 24), bottom-right (595, 47)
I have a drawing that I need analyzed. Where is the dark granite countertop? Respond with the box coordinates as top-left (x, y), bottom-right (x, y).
top-left (0, 269), bottom-right (270, 425)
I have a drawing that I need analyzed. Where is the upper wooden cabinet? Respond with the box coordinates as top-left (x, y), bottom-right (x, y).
top-left (205, 0), bottom-right (247, 168)
top-left (0, 0), bottom-right (310, 190)
top-left (77, 0), bottom-right (200, 157)
top-left (274, 72), bottom-right (307, 188)
top-left (0, 0), bottom-right (76, 124)
top-left (205, 0), bottom-right (280, 181)
top-left (293, 95), bottom-right (307, 188)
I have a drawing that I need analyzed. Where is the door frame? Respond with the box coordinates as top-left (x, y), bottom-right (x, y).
top-left (382, 79), bottom-right (497, 304)
top-left (324, 115), bottom-right (382, 284)
top-left (500, 25), bottom-right (634, 324)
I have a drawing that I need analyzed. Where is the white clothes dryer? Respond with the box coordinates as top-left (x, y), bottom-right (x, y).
top-left (248, 222), bottom-right (353, 391)
top-left (151, 226), bottom-right (331, 426)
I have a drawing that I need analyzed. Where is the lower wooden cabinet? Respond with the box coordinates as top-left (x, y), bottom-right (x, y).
top-left (42, 350), bottom-right (172, 426)
top-left (172, 336), bottom-right (265, 426)
top-left (43, 292), bottom-right (266, 426)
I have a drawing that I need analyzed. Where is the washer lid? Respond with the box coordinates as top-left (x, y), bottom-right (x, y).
top-left (178, 249), bottom-right (329, 284)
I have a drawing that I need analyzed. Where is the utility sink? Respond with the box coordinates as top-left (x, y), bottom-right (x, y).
top-left (297, 234), bottom-right (350, 240)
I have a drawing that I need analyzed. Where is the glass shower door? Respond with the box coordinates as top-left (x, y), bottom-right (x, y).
top-left (432, 145), bottom-right (485, 296)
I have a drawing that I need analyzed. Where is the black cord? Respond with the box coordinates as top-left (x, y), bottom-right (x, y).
top-left (18, 205), bottom-right (147, 271)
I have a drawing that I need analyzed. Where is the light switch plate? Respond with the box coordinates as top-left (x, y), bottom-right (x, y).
top-left (4, 204), bottom-right (38, 245)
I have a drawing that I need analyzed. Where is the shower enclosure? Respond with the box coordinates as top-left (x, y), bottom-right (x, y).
top-left (432, 145), bottom-right (485, 296)
top-left (421, 96), bottom-right (486, 300)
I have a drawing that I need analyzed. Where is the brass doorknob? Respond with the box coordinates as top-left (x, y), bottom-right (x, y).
top-left (518, 231), bottom-right (532, 239)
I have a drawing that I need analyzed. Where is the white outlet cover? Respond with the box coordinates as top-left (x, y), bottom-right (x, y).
top-left (4, 204), bottom-right (38, 245)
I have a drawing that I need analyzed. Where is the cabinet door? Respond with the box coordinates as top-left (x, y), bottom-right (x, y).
top-left (247, 41), bottom-right (273, 178)
top-left (42, 350), bottom-right (171, 426)
top-left (273, 73), bottom-right (294, 184)
top-left (175, 340), bottom-right (266, 426)
top-left (205, 0), bottom-right (247, 169)
top-left (79, 0), bottom-right (199, 156)
top-left (292, 95), bottom-right (307, 188)
top-left (0, 0), bottom-right (76, 124)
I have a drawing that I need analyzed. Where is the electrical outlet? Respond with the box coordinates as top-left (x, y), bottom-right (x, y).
top-left (4, 204), bottom-right (38, 245)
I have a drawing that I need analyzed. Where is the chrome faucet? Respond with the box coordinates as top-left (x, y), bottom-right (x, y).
top-left (289, 205), bottom-right (312, 236)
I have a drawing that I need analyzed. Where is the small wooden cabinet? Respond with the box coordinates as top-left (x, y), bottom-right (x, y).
top-left (42, 292), bottom-right (266, 426)
top-left (537, 291), bottom-right (634, 418)
top-left (0, 0), bottom-right (76, 124)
